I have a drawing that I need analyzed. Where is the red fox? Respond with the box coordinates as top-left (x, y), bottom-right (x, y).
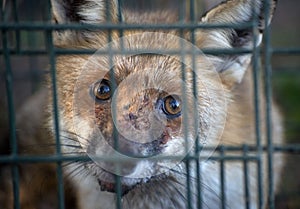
top-left (1, 0), bottom-right (283, 209)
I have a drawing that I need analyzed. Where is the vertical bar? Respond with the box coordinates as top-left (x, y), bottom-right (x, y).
top-left (105, 1), bottom-right (122, 207)
top-left (27, 1), bottom-right (39, 93)
top-left (243, 145), bottom-right (250, 209)
top-left (178, 0), bottom-right (186, 23)
top-left (115, 3), bottom-right (124, 206)
top-left (189, 1), bottom-right (203, 209)
top-left (189, 0), bottom-right (195, 23)
top-left (180, 45), bottom-right (191, 209)
top-left (251, 2), bottom-right (264, 208)
top-left (177, 2), bottom-right (191, 208)
top-left (179, 17), bottom-right (192, 209)
top-left (185, 158), bottom-right (192, 209)
top-left (117, 0), bottom-right (124, 61)
top-left (117, 0), bottom-right (123, 23)
top-left (263, 0), bottom-right (274, 208)
top-left (1, 3), bottom-right (20, 209)
top-left (196, 160), bottom-right (203, 209)
top-left (220, 146), bottom-right (226, 209)
top-left (47, 1), bottom-right (65, 208)
top-left (12, 0), bottom-right (20, 52)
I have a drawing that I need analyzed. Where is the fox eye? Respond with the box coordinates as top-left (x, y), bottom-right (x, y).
top-left (162, 95), bottom-right (182, 118)
top-left (93, 79), bottom-right (112, 101)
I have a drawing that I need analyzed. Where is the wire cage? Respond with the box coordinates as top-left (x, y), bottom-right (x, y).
top-left (0, 0), bottom-right (300, 209)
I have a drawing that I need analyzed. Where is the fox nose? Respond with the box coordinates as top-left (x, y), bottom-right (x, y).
top-left (92, 132), bottom-right (171, 177)
top-left (113, 133), bottom-right (168, 158)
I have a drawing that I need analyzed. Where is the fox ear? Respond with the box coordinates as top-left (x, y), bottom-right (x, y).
top-left (51, 0), bottom-right (120, 47)
top-left (197, 0), bottom-right (277, 88)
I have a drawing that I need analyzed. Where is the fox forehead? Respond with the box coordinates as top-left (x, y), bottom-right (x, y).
top-left (112, 54), bottom-right (182, 83)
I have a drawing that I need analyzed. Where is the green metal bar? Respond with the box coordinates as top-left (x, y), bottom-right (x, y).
top-left (185, 157), bottom-right (192, 209)
top-left (0, 153), bottom-right (261, 164)
top-left (177, 5), bottom-right (192, 208)
top-left (1, 144), bottom-right (298, 163)
top-left (196, 160), bottom-right (203, 209)
top-left (251, 2), bottom-right (264, 208)
top-left (189, 0), bottom-right (199, 157)
top-left (0, 22), bottom-right (257, 30)
top-left (0, 48), bottom-right (254, 55)
top-left (1, 3), bottom-right (20, 209)
top-left (219, 146), bottom-right (226, 209)
top-left (117, 0), bottom-right (123, 23)
top-left (188, 1), bottom-right (203, 208)
top-left (2, 27), bottom-right (21, 209)
top-left (243, 145), bottom-right (250, 209)
top-left (12, 0), bottom-right (20, 52)
top-left (103, 5), bottom-right (123, 205)
top-left (263, 0), bottom-right (275, 208)
top-left (115, 3), bottom-right (123, 208)
top-left (178, 0), bottom-right (186, 22)
top-left (178, 16), bottom-right (193, 209)
top-left (272, 48), bottom-right (300, 55)
top-left (117, 0), bottom-right (124, 51)
top-left (1, 3), bottom-right (17, 157)
top-left (1, 47), bottom-right (300, 56)
top-left (46, 2), bottom-right (65, 207)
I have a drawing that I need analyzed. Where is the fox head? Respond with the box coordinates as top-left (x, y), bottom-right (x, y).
top-left (49, 0), bottom-right (277, 203)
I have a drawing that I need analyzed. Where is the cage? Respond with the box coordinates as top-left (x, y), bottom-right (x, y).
top-left (0, 0), bottom-right (299, 209)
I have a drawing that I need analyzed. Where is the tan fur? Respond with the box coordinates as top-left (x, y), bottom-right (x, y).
top-left (1, 1), bottom-right (283, 209)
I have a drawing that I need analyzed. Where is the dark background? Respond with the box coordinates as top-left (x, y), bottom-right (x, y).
top-left (0, 0), bottom-right (299, 208)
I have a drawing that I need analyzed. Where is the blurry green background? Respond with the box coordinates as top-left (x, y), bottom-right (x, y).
top-left (269, 1), bottom-right (300, 208)
top-left (0, 0), bottom-right (299, 208)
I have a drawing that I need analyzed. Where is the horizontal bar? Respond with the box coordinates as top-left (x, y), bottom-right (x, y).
top-left (55, 48), bottom-right (253, 55)
top-left (1, 47), bottom-right (300, 56)
top-left (0, 49), bottom-right (252, 56)
top-left (272, 47), bottom-right (300, 55)
top-left (203, 145), bottom-right (300, 153)
top-left (0, 154), bottom-right (260, 164)
top-left (1, 143), bottom-right (299, 164)
top-left (0, 48), bottom-right (253, 56)
top-left (0, 22), bottom-right (255, 31)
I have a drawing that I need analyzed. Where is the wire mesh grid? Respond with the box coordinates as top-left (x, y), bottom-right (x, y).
top-left (0, 0), bottom-right (300, 209)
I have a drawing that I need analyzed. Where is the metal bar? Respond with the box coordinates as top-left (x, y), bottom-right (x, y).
top-left (104, 2), bottom-right (122, 205)
top-left (189, 1), bottom-right (203, 208)
top-left (185, 158), bottom-right (192, 209)
top-left (219, 146), bottom-right (226, 209)
top-left (0, 154), bottom-right (261, 164)
top-left (263, 0), bottom-right (275, 208)
top-left (186, 0), bottom-right (197, 209)
top-left (12, 0), bottom-right (20, 52)
top-left (1, 144), bottom-right (298, 162)
top-left (46, 1), bottom-right (65, 207)
top-left (196, 160), bottom-right (203, 209)
top-left (251, 2), bottom-right (264, 207)
top-left (1, 47), bottom-right (300, 56)
top-left (243, 145), bottom-right (251, 209)
top-left (3, 25), bottom-right (21, 209)
top-left (179, 0), bottom-right (186, 22)
top-left (272, 48), bottom-right (300, 55)
top-left (179, 23), bottom-right (192, 209)
top-left (0, 48), bottom-right (254, 56)
top-left (0, 22), bottom-right (257, 30)
top-left (1, 3), bottom-right (20, 209)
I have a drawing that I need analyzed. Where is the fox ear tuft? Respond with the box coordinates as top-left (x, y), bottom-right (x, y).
top-left (51, 0), bottom-right (120, 47)
top-left (197, 0), bottom-right (277, 88)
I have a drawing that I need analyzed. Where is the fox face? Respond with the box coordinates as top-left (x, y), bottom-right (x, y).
top-left (48, 1), bottom-right (282, 209)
